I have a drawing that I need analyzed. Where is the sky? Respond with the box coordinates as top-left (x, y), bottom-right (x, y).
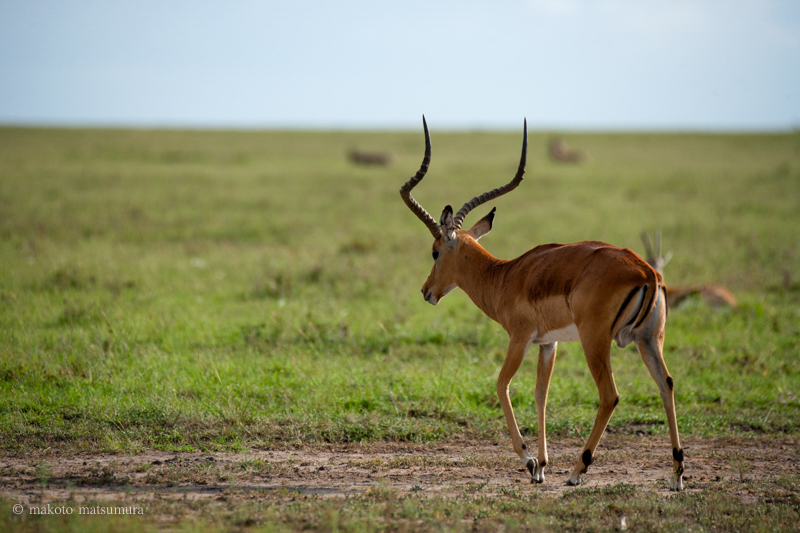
top-left (1, 0), bottom-right (799, 130)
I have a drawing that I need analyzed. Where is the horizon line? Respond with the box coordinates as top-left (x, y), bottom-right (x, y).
top-left (1, 120), bottom-right (797, 135)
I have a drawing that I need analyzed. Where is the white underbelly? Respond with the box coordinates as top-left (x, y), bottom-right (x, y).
top-left (533, 324), bottom-right (580, 344)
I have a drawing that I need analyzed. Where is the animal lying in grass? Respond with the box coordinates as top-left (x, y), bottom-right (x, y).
top-left (399, 117), bottom-right (685, 490)
top-left (548, 137), bottom-right (585, 163)
top-left (640, 230), bottom-right (737, 309)
top-left (348, 148), bottom-right (393, 167)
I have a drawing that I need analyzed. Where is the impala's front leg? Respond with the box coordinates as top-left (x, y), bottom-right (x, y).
top-left (497, 335), bottom-right (537, 480)
top-left (533, 342), bottom-right (558, 483)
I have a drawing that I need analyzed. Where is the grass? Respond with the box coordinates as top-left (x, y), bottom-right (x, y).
top-left (3, 477), bottom-right (800, 532)
top-left (1, 126), bottom-right (799, 530)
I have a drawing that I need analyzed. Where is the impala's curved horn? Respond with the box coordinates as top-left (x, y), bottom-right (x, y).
top-left (453, 118), bottom-right (527, 229)
top-left (399, 116), bottom-right (442, 239)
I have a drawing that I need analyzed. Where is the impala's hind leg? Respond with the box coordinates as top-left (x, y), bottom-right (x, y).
top-left (568, 334), bottom-right (619, 486)
top-left (533, 342), bottom-right (558, 483)
top-left (637, 338), bottom-right (684, 490)
top-left (636, 338), bottom-right (683, 490)
top-left (634, 303), bottom-right (684, 491)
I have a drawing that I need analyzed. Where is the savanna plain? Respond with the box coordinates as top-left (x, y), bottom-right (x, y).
top-left (0, 126), bottom-right (799, 532)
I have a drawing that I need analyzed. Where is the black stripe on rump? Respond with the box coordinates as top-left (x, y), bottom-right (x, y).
top-left (610, 286), bottom-right (641, 334)
top-left (634, 283), bottom-right (657, 328)
top-left (662, 285), bottom-right (668, 320)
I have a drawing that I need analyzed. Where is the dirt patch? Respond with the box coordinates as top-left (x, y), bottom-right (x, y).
top-left (1, 435), bottom-right (797, 508)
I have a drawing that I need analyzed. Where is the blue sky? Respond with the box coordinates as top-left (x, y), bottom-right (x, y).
top-left (1, 0), bottom-right (798, 130)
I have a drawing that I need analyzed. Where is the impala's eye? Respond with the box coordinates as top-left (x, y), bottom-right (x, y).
top-left (432, 250), bottom-right (439, 261)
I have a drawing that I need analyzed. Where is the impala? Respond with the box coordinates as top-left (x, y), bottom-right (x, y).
top-left (641, 230), bottom-right (737, 309)
top-left (399, 117), bottom-right (685, 490)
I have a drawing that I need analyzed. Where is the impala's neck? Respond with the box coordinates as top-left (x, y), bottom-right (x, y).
top-left (454, 236), bottom-right (508, 322)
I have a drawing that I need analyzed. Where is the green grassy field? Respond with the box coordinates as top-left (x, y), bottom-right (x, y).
top-left (1, 126), bottom-right (799, 531)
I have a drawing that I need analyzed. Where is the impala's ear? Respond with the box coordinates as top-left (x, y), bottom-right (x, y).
top-left (439, 205), bottom-right (456, 241)
top-left (465, 207), bottom-right (495, 241)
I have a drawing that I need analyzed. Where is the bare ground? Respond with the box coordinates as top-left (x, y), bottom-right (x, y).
top-left (2, 435), bottom-right (798, 512)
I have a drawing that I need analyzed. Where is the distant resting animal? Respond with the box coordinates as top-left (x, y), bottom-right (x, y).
top-left (640, 230), bottom-right (737, 309)
top-left (349, 149), bottom-right (393, 167)
top-left (548, 138), bottom-right (585, 163)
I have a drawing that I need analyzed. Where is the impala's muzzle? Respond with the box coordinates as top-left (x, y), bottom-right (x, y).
top-left (423, 284), bottom-right (456, 305)
top-left (422, 288), bottom-right (439, 305)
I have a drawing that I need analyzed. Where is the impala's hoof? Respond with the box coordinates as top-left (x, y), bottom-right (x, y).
top-left (525, 458), bottom-right (538, 483)
top-left (670, 474), bottom-right (684, 491)
top-left (527, 459), bottom-right (546, 483)
top-left (566, 476), bottom-right (581, 486)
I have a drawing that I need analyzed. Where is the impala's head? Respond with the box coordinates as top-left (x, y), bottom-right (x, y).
top-left (399, 116), bottom-right (527, 305)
